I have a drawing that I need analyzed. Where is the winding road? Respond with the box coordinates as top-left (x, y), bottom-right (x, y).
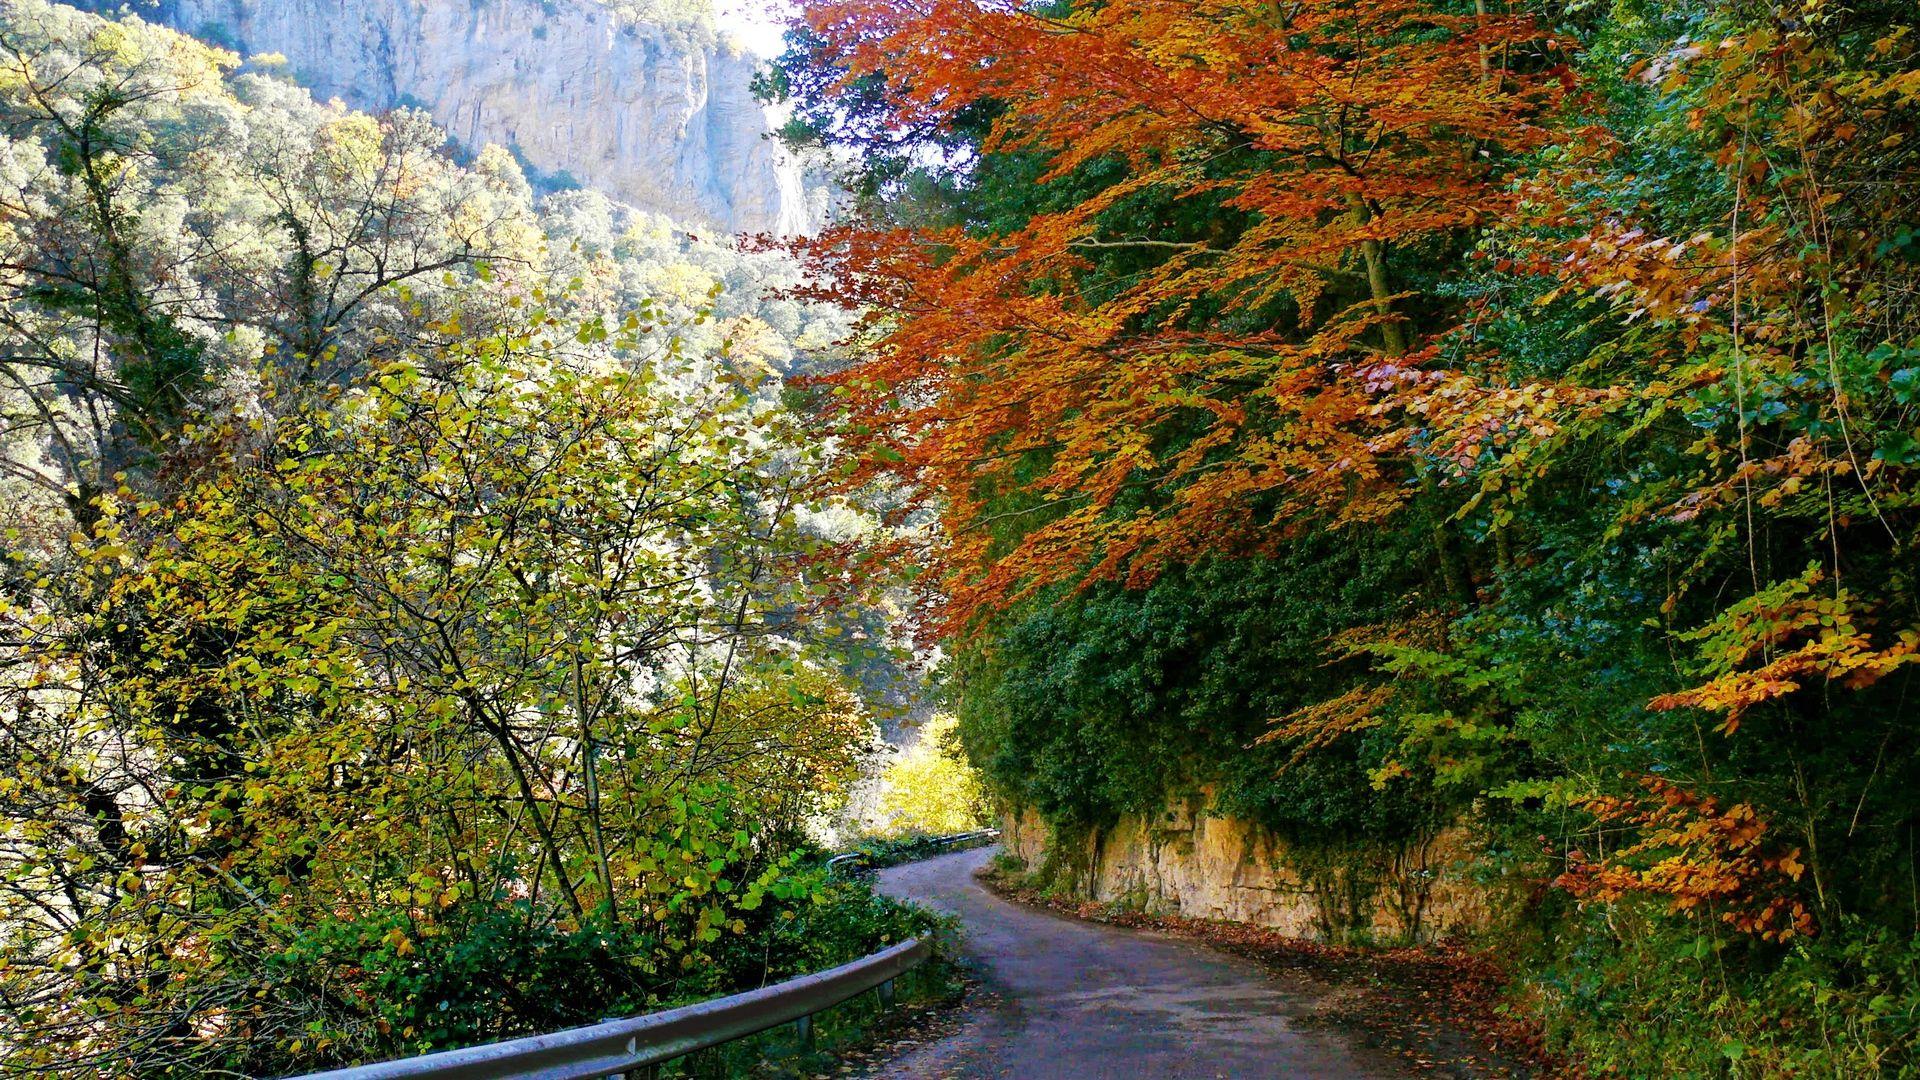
top-left (873, 846), bottom-right (1409, 1079)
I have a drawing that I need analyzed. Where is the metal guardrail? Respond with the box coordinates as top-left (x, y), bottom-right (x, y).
top-left (291, 830), bottom-right (997, 1080)
top-left (825, 828), bottom-right (1000, 878)
top-left (292, 937), bottom-right (931, 1080)
top-left (824, 850), bottom-right (867, 876)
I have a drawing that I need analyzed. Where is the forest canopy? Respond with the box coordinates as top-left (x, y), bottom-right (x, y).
top-left (764, 0), bottom-right (1920, 1072)
top-left (0, 1), bottom-right (924, 1074)
top-left (6, 0), bottom-right (1920, 1070)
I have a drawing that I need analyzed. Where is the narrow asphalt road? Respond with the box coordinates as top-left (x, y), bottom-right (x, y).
top-left (872, 847), bottom-right (1409, 1079)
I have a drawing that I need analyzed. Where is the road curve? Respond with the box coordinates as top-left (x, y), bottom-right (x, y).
top-left (873, 846), bottom-right (1408, 1079)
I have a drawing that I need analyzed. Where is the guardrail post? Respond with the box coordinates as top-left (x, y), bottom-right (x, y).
top-left (795, 1013), bottom-right (814, 1050)
top-left (878, 977), bottom-right (896, 1009)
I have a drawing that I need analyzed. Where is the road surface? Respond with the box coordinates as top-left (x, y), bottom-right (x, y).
top-left (873, 846), bottom-right (1407, 1079)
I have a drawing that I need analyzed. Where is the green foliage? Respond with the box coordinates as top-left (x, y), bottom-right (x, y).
top-left (739, 870), bottom-right (948, 979)
top-left (953, 539), bottom-right (1443, 844)
top-left (779, 0), bottom-right (1920, 1068)
top-left (0, 297), bottom-right (904, 1073)
top-left (844, 830), bottom-right (996, 871)
top-left (273, 907), bottom-right (666, 1058)
top-left (1528, 905), bottom-right (1920, 1078)
top-left (256, 871), bottom-right (945, 1073)
top-left (0, 6), bottom-right (890, 1072)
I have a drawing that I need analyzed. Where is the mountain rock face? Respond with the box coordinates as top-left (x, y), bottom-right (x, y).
top-left (1002, 802), bottom-right (1498, 943)
top-left (150, 0), bottom-right (808, 235)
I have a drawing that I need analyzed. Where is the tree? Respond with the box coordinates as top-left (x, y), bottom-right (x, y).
top-left (0, 297), bottom-right (887, 1073)
top-left (781, 0), bottom-right (1920, 1069)
top-left (786, 0), bottom-right (1561, 629)
top-left (872, 713), bottom-right (987, 836)
top-left (0, 3), bottom-right (926, 1074)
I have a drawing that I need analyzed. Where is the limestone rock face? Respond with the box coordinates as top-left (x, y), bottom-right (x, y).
top-left (149, 0), bottom-right (808, 235)
top-left (1004, 798), bottom-right (1498, 943)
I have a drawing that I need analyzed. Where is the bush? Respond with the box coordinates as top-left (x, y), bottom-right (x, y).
top-left (246, 868), bottom-right (950, 1075)
top-left (845, 830), bottom-right (998, 872)
top-left (1530, 906), bottom-right (1920, 1077)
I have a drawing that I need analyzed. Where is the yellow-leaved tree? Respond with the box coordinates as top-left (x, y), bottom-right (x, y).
top-left (0, 301), bottom-right (893, 1075)
top-left (874, 714), bottom-right (989, 837)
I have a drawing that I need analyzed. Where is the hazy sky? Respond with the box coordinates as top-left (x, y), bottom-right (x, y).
top-left (714, 0), bottom-right (792, 56)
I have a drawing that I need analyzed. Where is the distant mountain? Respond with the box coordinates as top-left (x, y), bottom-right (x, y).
top-left (121, 0), bottom-right (813, 235)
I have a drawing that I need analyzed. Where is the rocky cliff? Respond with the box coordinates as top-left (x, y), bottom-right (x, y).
top-left (142, 0), bottom-right (808, 235)
top-left (1003, 797), bottom-right (1501, 943)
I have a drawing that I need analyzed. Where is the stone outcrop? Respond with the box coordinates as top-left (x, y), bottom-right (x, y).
top-left (142, 0), bottom-right (808, 235)
top-left (1003, 796), bottom-right (1498, 943)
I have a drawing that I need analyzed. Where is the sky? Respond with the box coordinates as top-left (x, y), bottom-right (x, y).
top-left (714, 0), bottom-right (793, 56)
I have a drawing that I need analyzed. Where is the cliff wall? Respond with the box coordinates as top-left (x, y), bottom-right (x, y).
top-left (1003, 796), bottom-right (1500, 943)
top-left (145, 0), bottom-right (807, 234)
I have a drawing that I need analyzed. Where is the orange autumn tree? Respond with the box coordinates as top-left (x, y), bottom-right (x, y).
top-left (793, 0), bottom-right (1565, 629)
top-left (773, 1), bottom-right (1920, 1067)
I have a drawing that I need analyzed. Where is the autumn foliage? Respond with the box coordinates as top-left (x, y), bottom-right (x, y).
top-left (776, 0), bottom-right (1920, 1069)
top-left (1555, 776), bottom-right (1816, 943)
top-left (0, 6), bottom-right (932, 1070)
top-left (792, 0), bottom-right (1564, 626)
